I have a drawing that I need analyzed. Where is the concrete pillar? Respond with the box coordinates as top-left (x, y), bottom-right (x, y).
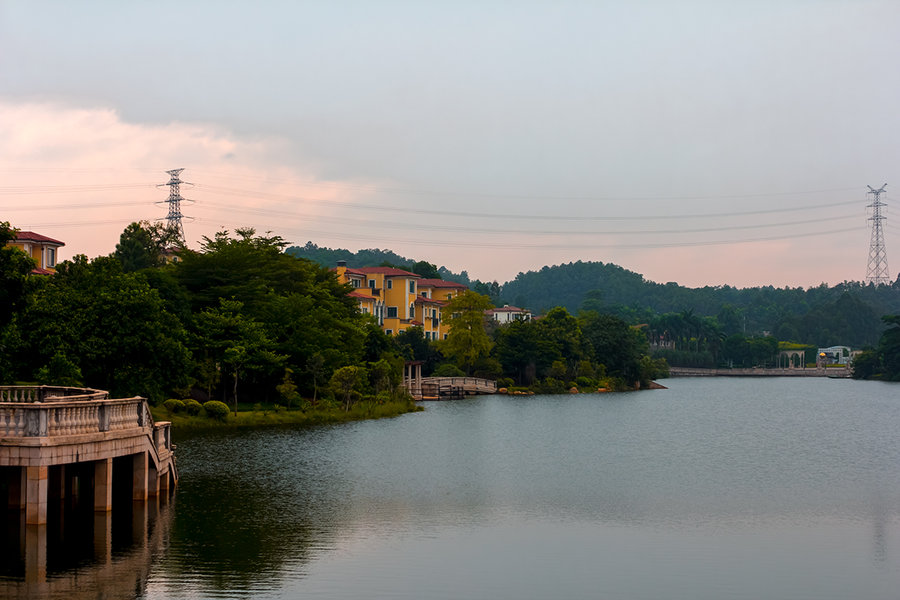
top-left (7, 466), bottom-right (25, 510)
top-left (24, 524), bottom-right (47, 585)
top-left (159, 468), bottom-right (170, 497)
top-left (133, 452), bottom-right (148, 501)
top-left (94, 458), bottom-right (113, 512)
top-left (148, 463), bottom-right (160, 497)
top-left (25, 466), bottom-right (49, 525)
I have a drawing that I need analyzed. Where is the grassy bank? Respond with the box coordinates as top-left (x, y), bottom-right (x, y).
top-left (150, 399), bottom-right (423, 431)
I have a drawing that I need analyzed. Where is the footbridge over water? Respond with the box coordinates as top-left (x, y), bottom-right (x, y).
top-left (403, 363), bottom-right (498, 399)
top-left (0, 386), bottom-right (176, 525)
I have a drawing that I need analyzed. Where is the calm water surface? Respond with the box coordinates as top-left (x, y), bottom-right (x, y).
top-left (8, 377), bottom-right (900, 599)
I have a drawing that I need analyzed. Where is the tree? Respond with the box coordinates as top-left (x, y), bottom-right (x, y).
top-left (0, 221), bottom-right (36, 329)
top-left (442, 290), bottom-right (494, 375)
top-left (411, 261), bottom-right (441, 279)
top-left (579, 311), bottom-right (648, 386)
top-left (330, 365), bottom-right (364, 411)
top-left (114, 220), bottom-right (181, 272)
top-left (12, 255), bottom-right (191, 401)
top-left (193, 298), bottom-right (285, 414)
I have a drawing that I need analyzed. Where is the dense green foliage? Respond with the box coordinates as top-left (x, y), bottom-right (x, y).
top-left (500, 260), bottom-right (899, 350)
top-left (0, 224), bottom-right (411, 406)
top-left (852, 315), bottom-right (900, 381)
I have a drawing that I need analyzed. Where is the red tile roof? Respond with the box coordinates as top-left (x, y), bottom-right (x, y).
top-left (349, 290), bottom-right (376, 300)
top-left (353, 266), bottom-right (420, 277)
top-left (417, 278), bottom-right (468, 289)
top-left (14, 231), bottom-right (65, 246)
top-left (415, 296), bottom-right (446, 305)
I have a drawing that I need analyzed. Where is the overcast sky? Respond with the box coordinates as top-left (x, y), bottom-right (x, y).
top-left (2, 1), bottom-right (899, 288)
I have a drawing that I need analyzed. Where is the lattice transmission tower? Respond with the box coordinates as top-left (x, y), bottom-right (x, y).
top-left (156, 168), bottom-right (193, 246)
top-left (865, 183), bottom-right (890, 285)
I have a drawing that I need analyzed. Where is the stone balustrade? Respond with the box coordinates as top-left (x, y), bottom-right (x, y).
top-left (1, 386), bottom-right (178, 526)
top-left (0, 385), bottom-right (109, 403)
top-left (0, 396), bottom-right (146, 438)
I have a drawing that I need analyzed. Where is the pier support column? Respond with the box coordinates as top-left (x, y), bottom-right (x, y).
top-left (24, 524), bottom-right (47, 585)
top-left (25, 466), bottom-right (48, 525)
top-left (133, 452), bottom-right (148, 501)
top-left (94, 458), bottom-right (113, 512)
top-left (148, 463), bottom-right (159, 497)
top-left (7, 466), bottom-right (25, 510)
top-left (159, 468), bottom-right (171, 497)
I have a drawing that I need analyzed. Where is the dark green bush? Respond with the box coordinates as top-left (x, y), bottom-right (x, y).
top-left (183, 399), bottom-right (203, 415)
top-left (575, 376), bottom-right (597, 389)
top-left (432, 363), bottom-right (466, 377)
top-left (163, 398), bottom-right (185, 414)
top-left (202, 400), bottom-right (230, 421)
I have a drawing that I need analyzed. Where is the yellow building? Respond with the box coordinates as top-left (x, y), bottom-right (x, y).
top-left (9, 231), bottom-right (65, 274)
top-left (415, 279), bottom-right (469, 340)
top-left (334, 264), bottom-right (469, 339)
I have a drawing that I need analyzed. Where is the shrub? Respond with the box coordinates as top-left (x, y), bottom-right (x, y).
top-left (433, 363), bottom-right (465, 377)
top-left (202, 400), bottom-right (230, 421)
top-left (575, 376), bottom-right (597, 390)
top-left (163, 399), bottom-right (185, 414)
top-left (497, 377), bottom-right (514, 388)
top-left (183, 399), bottom-right (203, 416)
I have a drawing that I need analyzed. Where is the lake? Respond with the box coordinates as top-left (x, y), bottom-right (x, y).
top-left (4, 377), bottom-right (900, 599)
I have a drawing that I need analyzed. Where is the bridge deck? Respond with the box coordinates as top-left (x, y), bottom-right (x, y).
top-left (1, 386), bottom-right (176, 525)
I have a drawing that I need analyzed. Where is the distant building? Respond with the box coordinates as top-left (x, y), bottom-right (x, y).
top-left (817, 346), bottom-right (851, 365)
top-left (9, 231), bottom-right (65, 274)
top-left (485, 304), bottom-right (531, 324)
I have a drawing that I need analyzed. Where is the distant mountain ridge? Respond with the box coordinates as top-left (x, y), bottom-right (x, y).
top-left (287, 242), bottom-right (900, 347)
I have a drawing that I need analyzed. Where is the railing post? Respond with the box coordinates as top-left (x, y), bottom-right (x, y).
top-left (24, 408), bottom-right (48, 437)
top-left (98, 404), bottom-right (110, 432)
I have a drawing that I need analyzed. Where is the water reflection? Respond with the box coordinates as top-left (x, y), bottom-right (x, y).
top-left (0, 497), bottom-right (173, 600)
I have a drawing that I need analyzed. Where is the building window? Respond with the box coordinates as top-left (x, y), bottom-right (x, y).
top-left (409, 280), bottom-right (416, 294)
top-left (387, 280), bottom-right (393, 289)
top-left (352, 279), bottom-right (360, 288)
top-left (387, 306), bottom-right (398, 318)
top-left (368, 279), bottom-right (376, 289)
top-left (421, 291), bottom-right (428, 297)
top-left (360, 306), bottom-right (369, 314)
top-left (385, 329), bottom-right (393, 335)
top-left (45, 247), bottom-right (56, 268)
top-left (446, 293), bottom-right (452, 300)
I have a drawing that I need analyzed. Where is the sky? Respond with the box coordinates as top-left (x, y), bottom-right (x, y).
top-left (2, 0), bottom-right (899, 289)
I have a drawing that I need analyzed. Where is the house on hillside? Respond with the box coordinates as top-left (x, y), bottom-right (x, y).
top-left (334, 263), bottom-right (471, 339)
top-left (9, 231), bottom-right (65, 274)
top-left (416, 279), bottom-right (469, 340)
top-left (485, 304), bottom-right (532, 324)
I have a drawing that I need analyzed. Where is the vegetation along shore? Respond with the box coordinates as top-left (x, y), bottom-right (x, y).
top-left (1, 220), bottom-right (897, 426)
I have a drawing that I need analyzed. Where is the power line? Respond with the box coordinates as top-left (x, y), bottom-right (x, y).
top-left (192, 183), bottom-right (859, 222)
top-left (189, 198), bottom-right (861, 237)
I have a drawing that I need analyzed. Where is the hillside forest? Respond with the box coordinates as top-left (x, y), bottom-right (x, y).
top-left (290, 242), bottom-right (900, 374)
top-left (1, 222), bottom-right (668, 409)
